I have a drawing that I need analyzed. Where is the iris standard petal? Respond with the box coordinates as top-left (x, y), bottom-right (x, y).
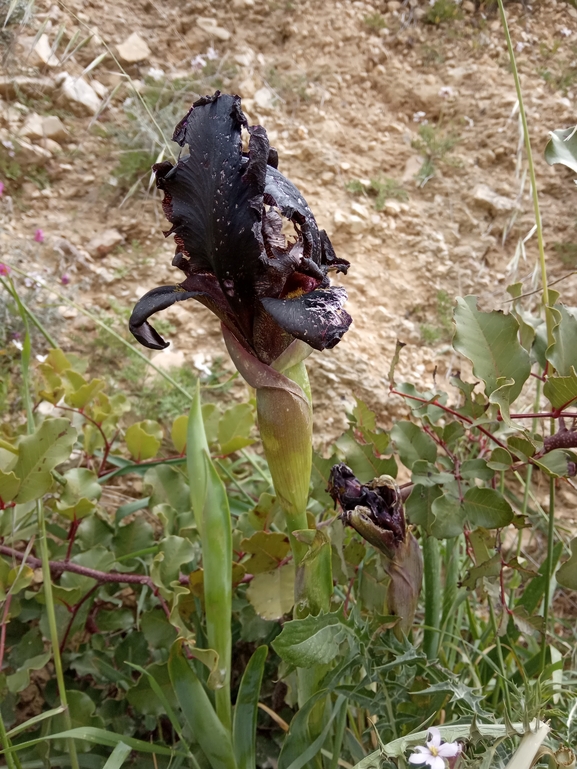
top-left (260, 287), bottom-right (352, 351)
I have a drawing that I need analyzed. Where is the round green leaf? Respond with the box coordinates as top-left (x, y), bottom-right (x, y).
top-left (463, 487), bottom-right (513, 529)
top-left (125, 422), bottom-right (162, 461)
top-left (13, 418), bottom-right (77, 503)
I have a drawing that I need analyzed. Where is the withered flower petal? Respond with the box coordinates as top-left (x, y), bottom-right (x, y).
top-left (128, 91), bottom-right (351, 364)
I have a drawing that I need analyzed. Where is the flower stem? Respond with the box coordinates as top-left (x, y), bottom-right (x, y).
top-left (423, 535), bottom-right (441, 659)
top-left (539, 475), bottom-right (556, 674)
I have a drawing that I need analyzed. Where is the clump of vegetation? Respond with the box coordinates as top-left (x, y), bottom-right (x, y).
top-left (345, 176), bottom-right (408, 210)
top-left (412, 123), bottom-right (460, 186)
top-left (423, 0), bottom-right (463, 25)
top-left (364, 12), bottom-right (387, 32)
top-left (419, 289), bottom-right (454, 344)
top-left (553, 241), bottom-right (577, 265)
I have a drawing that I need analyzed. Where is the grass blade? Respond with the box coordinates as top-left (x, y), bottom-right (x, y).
top-left (233, 646), bottom-right (267, 769)
top-left (168, 640), bottom-right (237, 769)
top-left (5, 707), bottom-right (66, 739)
top-left (102, 742), bottom-right (131, 769)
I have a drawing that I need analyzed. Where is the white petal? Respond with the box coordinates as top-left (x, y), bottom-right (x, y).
top-left (427, 728), bottom-right (442, 748)
top-left (430, 757), bottom-right (445, 769)
top-left (438, 743), bottom-right (460, 758)
top-left (408, 755), bottom-right (429, 765)
top-left (413, 747), bottom-right (430, 754)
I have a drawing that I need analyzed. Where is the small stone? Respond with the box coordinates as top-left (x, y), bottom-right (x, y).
top-left (387, 0), bottom-right (401, 9)
top-left (91, 79), bottom-right (108, 98)
top-left (320, 171), bottom-right (335, 183)
top-left (42, 115), bottom-right (67, 141)
top-left (57, 305), bottom-right (78, 319)
top-left (31, 34), bottom-right (60, 67)
top-left (196, 17), bottom-right (231, 41)
top-left (402, 155), bottom-right (424, 183)
top-left (350, 201), bottom-right (370, 219)
top-left (116, 33), bottom-right (151, 64)
top-left (19, 112), bottom-right (44, 139)
top-left (384, 200), bottom-right (402, 215)
top-left (57, 73), bottom-right (102, 115)
top-left (86, 228), bottom-right (124, 258)
top-left (347, 214), bottom-right (366, 234)
top-left (472, 184), bottom-right (516, 214)
top-left (0, 75), bottom-right (56, 99)
top-left (150, 350), bottom-right (186, 371)
top-left (253, 86), bottom-right (276, 111)
top-left (234, 50), bottom-right (254, 67)
top-left (462, 0), bottom-right (475, 11)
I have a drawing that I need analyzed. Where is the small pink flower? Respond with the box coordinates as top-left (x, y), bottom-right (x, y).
top-left (0, 181), bottom-right (4, 197)
top-left (0, 263), bottom-right (9, 276)
top-left (61, 273), bottom-right (71, 285)
top-left (34, 229), bottom-right (45, 243)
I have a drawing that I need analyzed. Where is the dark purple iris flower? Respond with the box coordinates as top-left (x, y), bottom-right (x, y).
top-left (129, 91), bottom-right (352, 364)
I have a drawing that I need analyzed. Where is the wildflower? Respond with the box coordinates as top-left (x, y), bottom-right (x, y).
top-left (413, 111), bottom-right (426, 123)
top-left (0, 181), bottom-right (4, 197)
top-left (408, 728), bottom-right (461, 769)
top-left (61, 273), bottom-right (71, 285)
top-left (147, 66), bottom-right (165, 81)
top-left (206, 46), bottom-right (218, 60)
top-left (560, 26), bottom-right (572, 37)
top-left (0, 263), bottom-right (9, 276)
top-left (191, 54), bottom-right (207, 71)
top-left (193, 352), bottom-right (212, 377)
top-left (11, 339), bottom-right (23, 352)
top-left (129, 92), bottom-right (351, 365)
top-left (34, 229), bottom-right (44, 243)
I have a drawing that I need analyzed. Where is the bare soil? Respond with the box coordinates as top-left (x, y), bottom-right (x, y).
top-left (2, 0), bottom-right (577, 456)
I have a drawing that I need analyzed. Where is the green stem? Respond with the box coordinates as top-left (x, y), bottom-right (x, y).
top-left (439, 537), bottom-right (460, 655)
top-left (540, 476), bottom-right (556, 674)
top-left (498, 0), bottom-right (551, 343)
top-left (187, 384), bottom-right (232, 731)
top-left (423, 535), bottom-right (441, 660)
top-left (0, 710), bottom-right (19, 769)
top-left (328, 699), bottom-right (348, 769)
top-left (488, 600), bottom-right (513, 720)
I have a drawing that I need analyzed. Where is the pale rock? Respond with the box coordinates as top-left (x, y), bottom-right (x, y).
top-left (320, 171), bottom-right (335, 183)
top-left (86, 228), bottom-right (124, 258)
top-left (196, 17), bottom-right (231, 41)
top-left (347, 214), bottom-right (366, 234)
top-left (42, 114), bottom-right (67, 141)
top-left (0, 75), bottom-right (56, 99)
top-left (383, 200), bottom-right (402, 215)
top-left (402, 155), bottom-right (424, 183)
top-left (350, 201), bottom-right (370, 219)
top-left (19, 112), bottom-right (44, 139)
top-left (472, 184), bottom-right (516, 214)
top-left (91, 79), bottom-right (108, 98)
top-left (58, 73), bottom-right (102, 115)
top-left (462, 0), bottom-right (475, 11)
top-left (150, 350), bottom-right (186, 370)
top-left (387, 0), bottom-right (401, 9)
top-left (57, 305), bottom-right (78, 319)
top-left (234, 49), bottom-right (255, 67)
top-left (333, 209), bottom-right (348, 228)
top-left (37, 137), bottom-right (62, 153)
top-left (253, 86), bottom-right (276, 111)
top-left (31, 34), bottom-right (60, 67)
top-left (116, 33), bottom-right (151, 64)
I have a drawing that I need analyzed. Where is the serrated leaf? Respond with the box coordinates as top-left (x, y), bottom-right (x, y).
top-left (463, 487), bottom-right (513, 528)
top-left (546, 304), bottom-right (577, 376)
top-left (13, 418), bottom-right (77, 503)
top-left (218, 403), bottom-right (255, 455)
top-left (556, 537), bottom-right (577, 590)
top-left (171, 414), bottom-right (188, 453)
top-left (0, 470), bottom-right (20, 504)
top-left (125, 422), bottom-right (162, 461)
top-left (246, 563), bottom-right (294, 620)
top-left (545, 126), bottom-right (577, 174)
top-left (272, 611), bottom-right (353, 667)
top-left (391, 421), bottom-right (437, 470)
top-left (453, 296), bottom-right (530, 402)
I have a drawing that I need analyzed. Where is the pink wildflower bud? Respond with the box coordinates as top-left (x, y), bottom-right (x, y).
top-left (61, 274), bottom-right (71, 285)
top-left (0, 181), bottom-right (4, 197)
top-left (34, 229), bottom-right (44, 243)
top-left (0, 263), bottom-right (9, 276)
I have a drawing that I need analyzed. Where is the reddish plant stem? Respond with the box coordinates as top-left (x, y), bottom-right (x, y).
top-left (0, 593), bottom-right (13, 670)
top-left (59, 583), bottom-right (99, 653)
top-left (65, 517), bottom-right (80, 561)
top-left (0, 545), bottom-right (171, 620)
top-left (99, 428), bottom-right (120, 475)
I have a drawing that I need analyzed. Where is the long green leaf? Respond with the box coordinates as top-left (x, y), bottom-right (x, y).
top-left (0, 727), bottom-right (183, 757)
top-left (102, 742), bottom-right (132, 769)
top-left (284, 695), bottom-right (346, 769)
top-left (168, 640), bottom-right (237, 769)
top-left (6, 707), bottom-right (66, 738)
top-left (233, 646), bottom-right (267, 769)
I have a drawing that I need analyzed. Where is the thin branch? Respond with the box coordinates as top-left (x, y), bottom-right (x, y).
top-left (0, 545), bottom-right (171, 620)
